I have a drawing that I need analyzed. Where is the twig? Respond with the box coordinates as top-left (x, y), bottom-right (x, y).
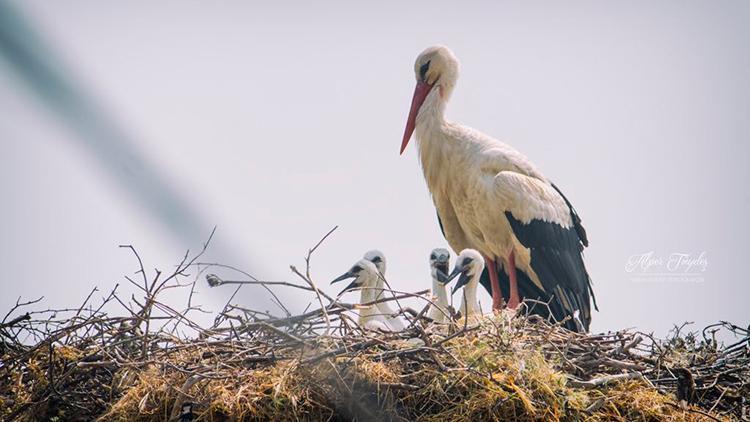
top-left (566, 372), bottom-right (644, 388)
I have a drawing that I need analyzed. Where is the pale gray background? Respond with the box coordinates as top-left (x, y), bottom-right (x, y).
top-left (1, 1), bottom-right (748, 337)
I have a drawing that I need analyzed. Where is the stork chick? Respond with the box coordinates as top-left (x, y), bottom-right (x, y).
top-left (427, 248), bottom-right (451, 323)
top-left (331, 259), bottom-right (396, 331)
top-left (363, 250), bottom-right (405, 330)
top-left (447, 249), bottom-right (485, 320)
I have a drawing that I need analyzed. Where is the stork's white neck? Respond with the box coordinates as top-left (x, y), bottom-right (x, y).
top-left (432, 278), bottom-right (449, 308)
top-left (358, 276), bottom-right (387, 326)
top-left (415, 87), bottom-right (447, 143)
top-left (414, 87), bottom-right (456, 196)
top-left (428, 277), bottom-right (450, 323)
top-left (458, 277), bottom-right (481, 318)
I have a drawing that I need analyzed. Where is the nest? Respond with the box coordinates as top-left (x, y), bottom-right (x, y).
top-left (1, 231), bottom-right (748, 421)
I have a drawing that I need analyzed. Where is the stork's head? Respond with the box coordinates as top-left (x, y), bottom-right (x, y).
top-left (429, 248), bottom-right (451, 283)
top-left (447, 249), bottom-right (484, 294)
top-left (330, 259), bottom-right (379, 296)
top-left (363, 249), bottom-right (386, 275)
top-left (400, 45), bottom-right (460, 154)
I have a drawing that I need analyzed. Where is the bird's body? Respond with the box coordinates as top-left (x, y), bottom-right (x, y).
top-left (401, 46), bottom-right (596, 331)
top-left (673, 368), bottom-right (696, 409)
top-left (427, 248), bottom-right (451, 323)
top-left (363, 250), bottom-right (405, 330)
top-left (419, 118), bottom-right (552, 267)
top-left (353, 263), bottom-right (396, 330)
top-left (332, 258), bottom-right (401, 331)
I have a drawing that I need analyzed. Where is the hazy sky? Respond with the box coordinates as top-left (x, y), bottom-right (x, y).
top-left (1, 1), bottom-right (748, 338)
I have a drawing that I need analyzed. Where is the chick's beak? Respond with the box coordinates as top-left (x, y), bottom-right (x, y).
top-left (331, 271), bottom-right (355, 284)
top-left (434, 262), bottom-right (450, 284)
top-left (338, 279), bottom-right (361, 296)
top-left (447, 265), bottom-right (472, 295)
top-left (331, 270), bottom-right (362, 295)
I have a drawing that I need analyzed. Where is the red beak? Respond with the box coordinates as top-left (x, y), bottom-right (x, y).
top-left (400, 81), bottom-right (433, 155)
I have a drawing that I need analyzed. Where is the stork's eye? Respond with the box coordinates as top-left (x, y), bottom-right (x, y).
top-left (430, 253), bottom-right (436, 260)
top-left (419, 60), bottom-right (430, 81)
top-left (371, 256), bottom-right (382, 263)
top-left (463, 257), bottom-right (474, 266)
top-left (351, 265), bottom-right (363, 273)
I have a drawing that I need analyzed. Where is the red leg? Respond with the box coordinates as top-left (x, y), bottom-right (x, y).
top-left (483, 255), bottom-right (504, 312)
top-left (506, 250), bottom-right (521, 309)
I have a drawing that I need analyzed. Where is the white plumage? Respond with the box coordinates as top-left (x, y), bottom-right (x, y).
top-left (447, 249), bottom-right (484, 320)
top-left (426, 248), bottom-right (451, 323)
top-left (400, 46), bottom-right (596, 331)
top-left (363, 250), bottom-right (405, 330)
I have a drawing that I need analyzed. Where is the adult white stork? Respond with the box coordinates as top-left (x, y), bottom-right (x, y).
top-left (427, 248), bottom-right (451, 323)
top-left (331, 258), bottom-right (398, 331)
top-left (400, 46), bottom-right (597, 332)
top-left (446, 249), bottom-right (484, 320)
top-left (363, 250), bottom-right (405, 330)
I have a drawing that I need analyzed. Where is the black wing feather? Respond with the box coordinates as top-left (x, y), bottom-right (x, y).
top-left (550, 182), bottom-right (588, 247)
top-left (504, 209), bottom-right (595, 331)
